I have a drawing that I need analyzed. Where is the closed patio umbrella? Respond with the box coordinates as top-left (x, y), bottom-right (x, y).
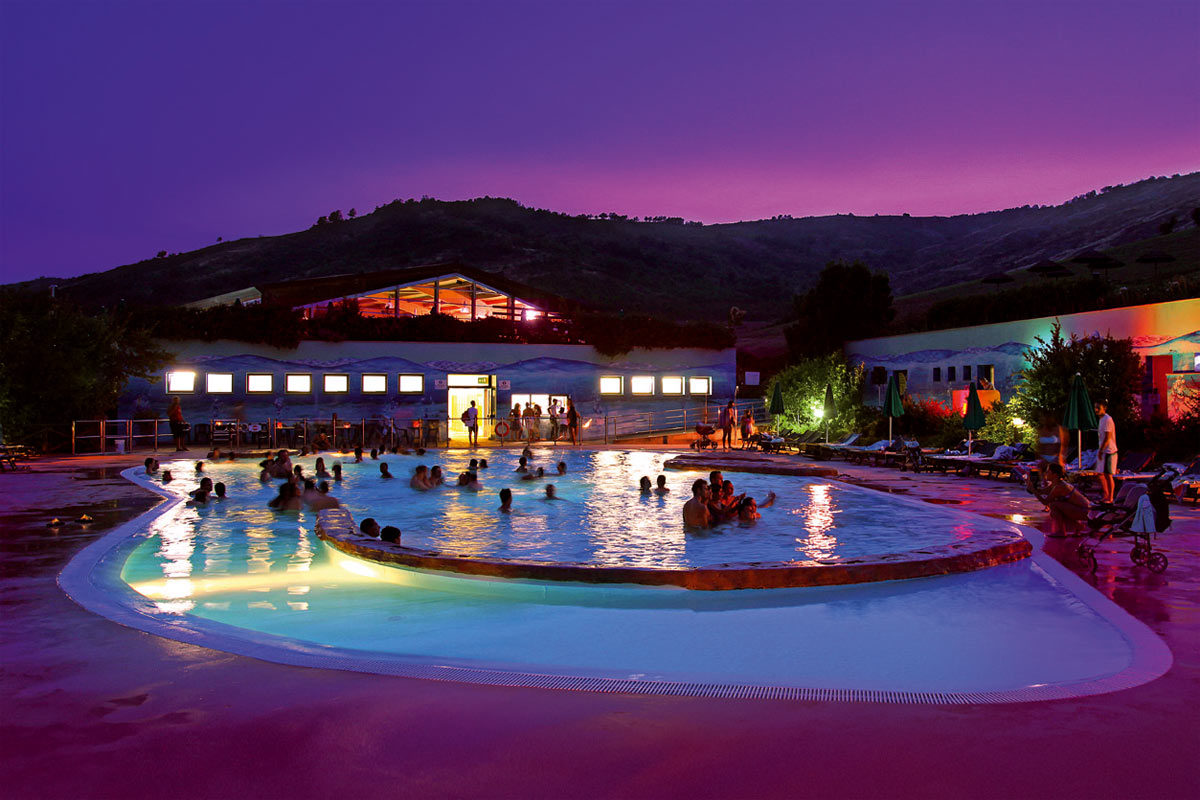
top-left (963, 382), bottom-right (986, 456)
top-left (768, 381), bottom-right (785, 430)
top-left (882, 374), bottom-right (904, 443)
top-left (823, 382), bottom-right (835, 443)
top-left (1062, 373), bottom-right (1098, 471)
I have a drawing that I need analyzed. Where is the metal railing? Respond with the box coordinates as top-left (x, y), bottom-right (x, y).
top-left (71, 402), bottom-right (769, 453)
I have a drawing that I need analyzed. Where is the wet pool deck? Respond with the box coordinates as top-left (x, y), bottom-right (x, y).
top-left (2, 449), bottom-right (1198, 799)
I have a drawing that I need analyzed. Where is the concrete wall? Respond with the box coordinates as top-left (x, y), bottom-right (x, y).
top-left (846, 298), bottom-right (1200, 416)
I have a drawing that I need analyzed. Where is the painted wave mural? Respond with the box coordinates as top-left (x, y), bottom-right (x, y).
top-left (120, 352), bottom-right (736, 425)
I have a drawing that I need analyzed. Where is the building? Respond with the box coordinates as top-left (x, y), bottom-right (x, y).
top-left (123, 265), bottom-right (736, 442)
top-left (846, 297), bottom-right (1200, 418)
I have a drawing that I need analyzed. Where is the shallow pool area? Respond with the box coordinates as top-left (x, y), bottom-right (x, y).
top-left (57, 451), bottom-right (1173, 703)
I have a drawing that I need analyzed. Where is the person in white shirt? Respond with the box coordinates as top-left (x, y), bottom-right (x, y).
top-left (464, 400), bottom-right (479, 446)
top-left (1094, 400), bottom-right (1117, 504)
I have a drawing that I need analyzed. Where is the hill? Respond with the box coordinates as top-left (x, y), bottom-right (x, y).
top-left (9, 173), bottom-right (1200, 323)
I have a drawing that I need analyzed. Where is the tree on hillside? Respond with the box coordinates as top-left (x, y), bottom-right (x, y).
top-left (1010, 322), bottom-right (1141, 436)
top-left (785, 261), bottom-right (893, 360)
top-left (0, 290), bottom-right (170, 443)
top-left (329, 209), bottom-right (344, 222)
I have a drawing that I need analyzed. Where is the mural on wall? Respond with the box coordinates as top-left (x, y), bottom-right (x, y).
top-left (120, 343), bottom-right (736, 425)
top-left (846, 299), bottom-right (1200, 412)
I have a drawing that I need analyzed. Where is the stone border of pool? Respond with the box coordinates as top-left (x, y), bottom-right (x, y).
top-left (316, 507), bottom-right (1032, 590)
top-left (55, 465), bottom-right (1174, 705)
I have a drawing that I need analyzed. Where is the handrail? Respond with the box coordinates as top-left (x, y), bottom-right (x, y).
top-left (70, 403), bottom-right (761, 453)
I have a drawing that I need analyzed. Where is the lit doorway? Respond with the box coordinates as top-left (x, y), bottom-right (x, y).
top-left (447, 374), bottom-right (494, 442)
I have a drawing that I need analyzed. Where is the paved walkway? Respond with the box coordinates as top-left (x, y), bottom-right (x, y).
top-left (1, 451), bottom-right (1197, 799)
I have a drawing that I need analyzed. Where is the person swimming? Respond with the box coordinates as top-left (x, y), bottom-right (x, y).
top-left (498, 487), bottom-right (513, 513)
top-left (380, 526), bottom-right (401, 543)
top-left (521, 467), bottom-right (545, 481)
top-left (409, 465), bottom-right (430, 489)
top-left (478, 458), bottom-right (488, 469)
top-left (544, 484), bottom-right (560, 500)
top-left (654, 475), bottom-right (669, 494)
top-left (359, 517), bottom-right (381, 538)
top-left (556, 461), bottom-right (566, 475)
top-left (683, 479), bottom-right (712, 528)
top-left (332, 463), bottom-right (342, 481)
top-left (315, 457), bottom-right (330, 478)
top-left (428, 465), bottom-right (445, 486)
top-left (214, 482), bottom-right (227, 499)
top-left (515, 456), bottom-right (529, 473)
top-left (380, 462), bottom-right (394, 479)
top-left (736, 492), bottom-right (777, 522)
top-left (268, 481), bottom-right (303, 511)
top-left (639, 476), bottom-right (652, 494)
top-left (456, 471), bottom-right (483, 491)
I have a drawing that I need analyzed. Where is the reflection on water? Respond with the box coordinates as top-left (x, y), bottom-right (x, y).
top-left (798, 483), bottom-right (839, 561)
top-left (123, 450), bottom-right (1024, 614)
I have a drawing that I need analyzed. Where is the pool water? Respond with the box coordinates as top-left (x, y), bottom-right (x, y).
top-left (101, 450), bottom-right (1169, 697)
top-left (135, 449), bottom-right (1007, 570)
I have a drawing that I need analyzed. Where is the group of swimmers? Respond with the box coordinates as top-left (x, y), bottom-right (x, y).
top-left (682, 470), bottom-right (776, 527)
top-left (407, 457), bottom-right (491, 491)
top-left (358, 517), bottom-right (401, 544)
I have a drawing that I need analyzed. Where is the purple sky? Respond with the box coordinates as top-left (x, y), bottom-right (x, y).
top-left (2, 0), bottom-right (1197, 283)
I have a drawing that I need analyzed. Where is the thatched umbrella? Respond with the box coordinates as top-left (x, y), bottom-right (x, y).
top-left (1027, 259), bottom-right (1071, 278)
top-left (1071, 249), bottom-right (1122, 283)
top-left (963, 382), bottom-right (986, 456)
top-left (1136, 250), bottom-right (1176, 282)
top-left (981, 272), bottom-right (1015, 290)
top-left (1062, 373), bottom-right (1098, 472)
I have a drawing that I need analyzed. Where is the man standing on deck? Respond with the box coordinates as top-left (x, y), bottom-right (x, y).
top-left (719, 400), bottom-right (735, 451)
top-left (464, 400), bottom-right (479, 447)
top-left (1094, 400), bottom-right (1117, 504)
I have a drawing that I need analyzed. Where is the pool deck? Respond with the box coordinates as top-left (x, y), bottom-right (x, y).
top-left (2, 449), bottom-right (1198, 799)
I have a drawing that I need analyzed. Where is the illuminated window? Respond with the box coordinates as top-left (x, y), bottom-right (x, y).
top-left (206, 373), bottom-right (233, 394)
top-left (246, 373), bottom-right (274, 394)
top-left (361, 373), bottom-right (388, 394)
top-left (661, 376), bottom-right (684, 395)
top-left (599, 376), bottom-right (624, 395)
top-left (323, 374), bottom-right (349, 393)
top-left (398, 374), bottom-right (425, 394)
top-left (285, 373), bottom-right (312, 394)
top-left (630, 376), bottom-right (654, 395)
top-left (688, 376), bottom-right (711, 395)
top-left (165, 370), bottom-right (196, 393)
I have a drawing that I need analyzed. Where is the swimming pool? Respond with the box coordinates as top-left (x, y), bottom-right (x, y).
top-left (58, 450), bottom-right (1172, 702)
top-left (128, 449), bottom-right (1024, 570)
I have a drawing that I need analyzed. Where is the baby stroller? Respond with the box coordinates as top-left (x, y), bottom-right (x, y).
top-left (1076, 468), bottom-right (1174, 574)
top-left (691, 424), bottom-right (718, 450)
